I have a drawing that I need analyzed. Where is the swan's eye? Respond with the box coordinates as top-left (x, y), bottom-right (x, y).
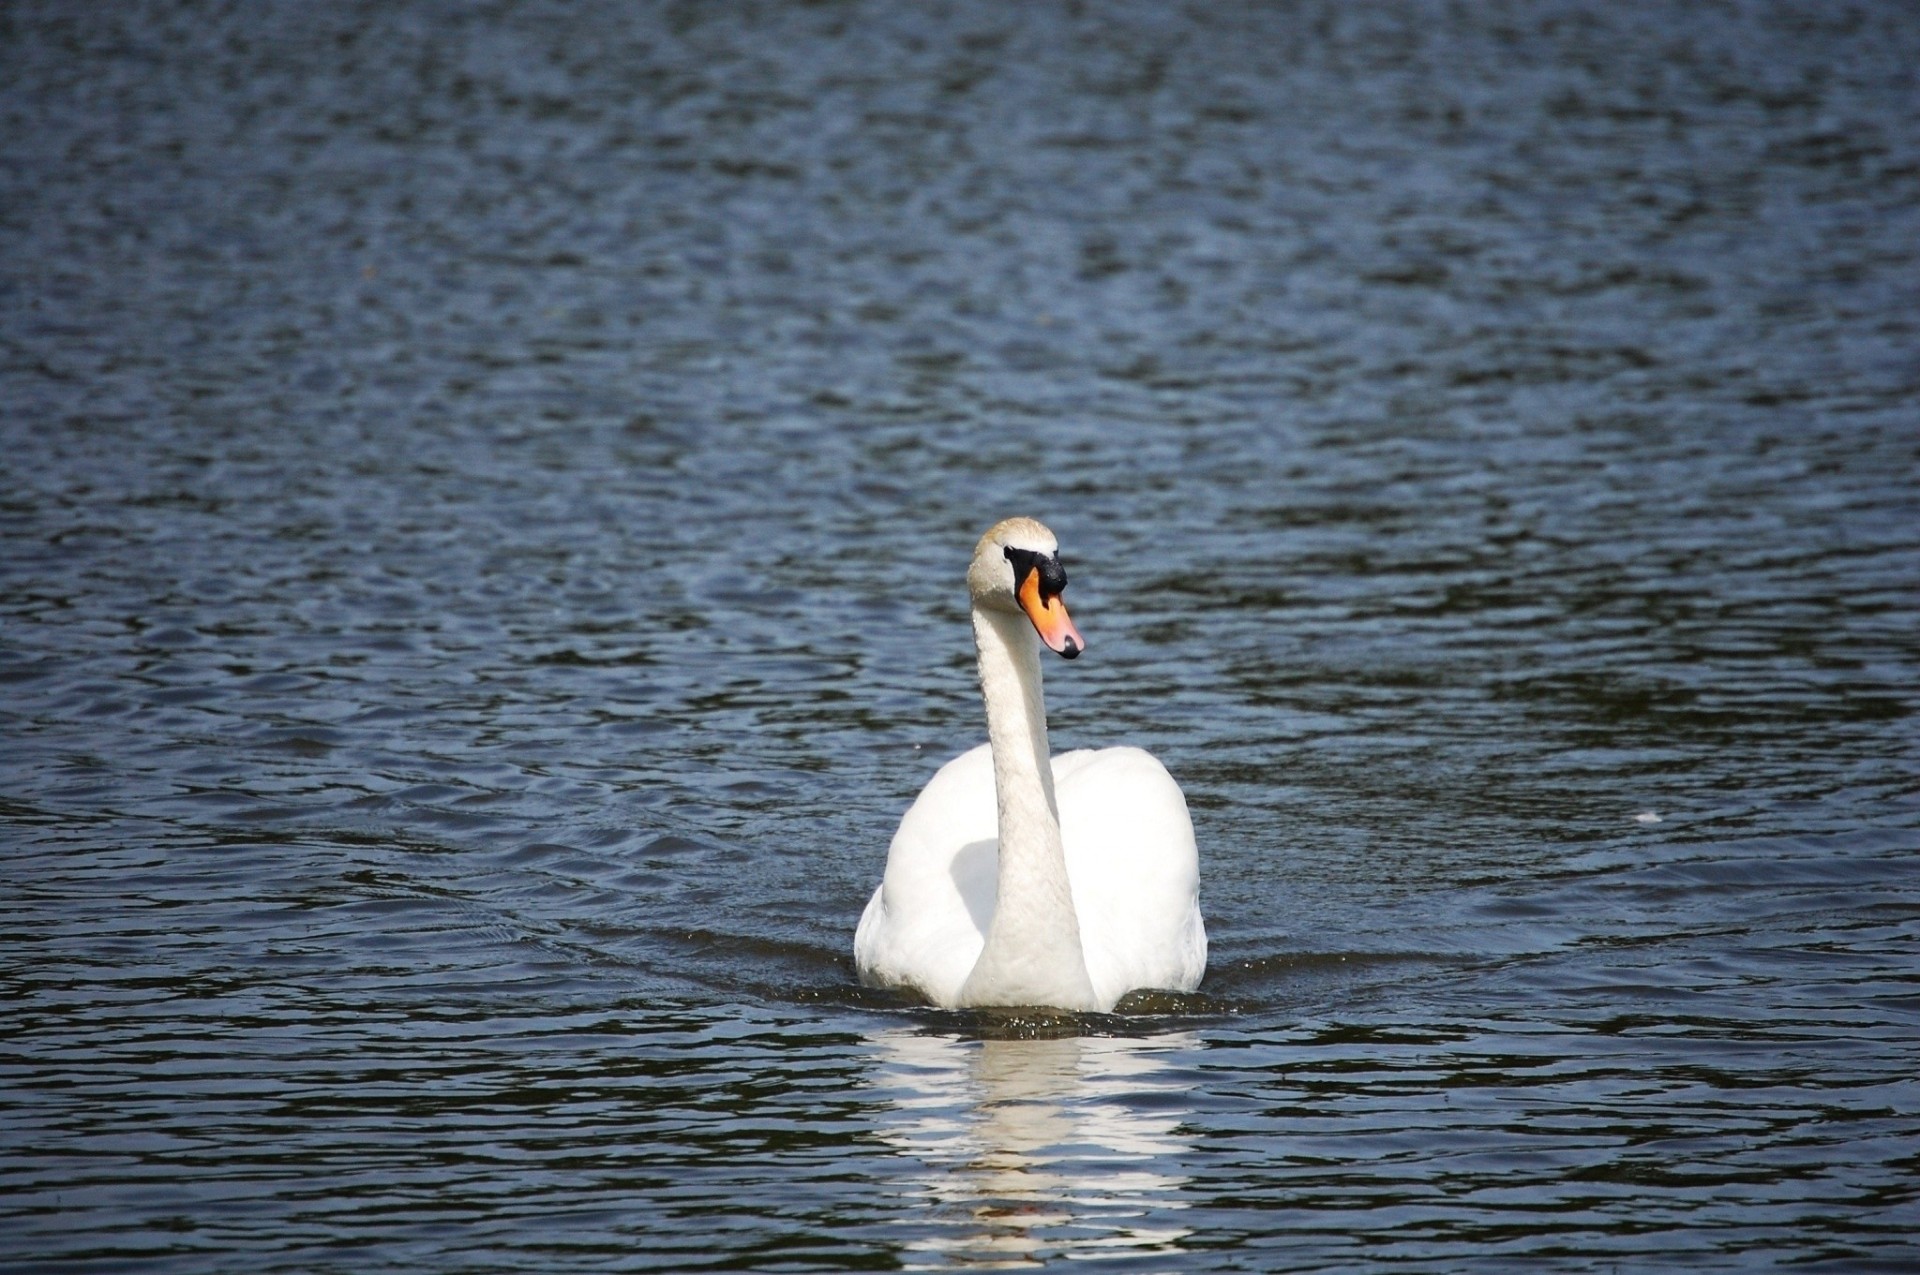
top-left (1003, 546), bottom-right (1067, 603)
top-left (1004, 546), bottom-right (1036, 590)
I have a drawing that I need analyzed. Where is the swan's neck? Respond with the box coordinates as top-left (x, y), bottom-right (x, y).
top-left (958, 605), bottom-right (1099, 1010)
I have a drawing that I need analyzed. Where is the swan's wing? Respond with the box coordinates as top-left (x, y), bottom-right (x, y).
top-left (1056, 747), bottom-right (1207, 1004)
top-left (854, 743), bottom-right (998, 1006)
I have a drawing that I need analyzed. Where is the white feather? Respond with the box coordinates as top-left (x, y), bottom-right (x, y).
top-left (854, 518), bottom-right (1206, 1012)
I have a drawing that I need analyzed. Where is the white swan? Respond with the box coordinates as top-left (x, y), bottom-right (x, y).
top-left (854, 517), bottom-right (1206, 1012)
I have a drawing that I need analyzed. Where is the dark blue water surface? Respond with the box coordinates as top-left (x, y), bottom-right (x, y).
top-left (4, 1), bottom-right (1919, 1269)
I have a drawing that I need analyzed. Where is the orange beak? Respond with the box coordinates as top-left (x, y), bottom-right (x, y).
top-left (1017, 566), bottom-right (1085, 659)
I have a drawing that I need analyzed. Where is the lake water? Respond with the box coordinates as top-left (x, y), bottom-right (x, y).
top-left (4, 1), bottom-right (1918, 1269)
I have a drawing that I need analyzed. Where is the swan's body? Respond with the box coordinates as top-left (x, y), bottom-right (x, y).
top-left (854, 518), bottom-right (1206, 1012)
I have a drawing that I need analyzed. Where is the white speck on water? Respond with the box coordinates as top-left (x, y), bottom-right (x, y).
top-left (1634, 811), bottom-right (1663, 824)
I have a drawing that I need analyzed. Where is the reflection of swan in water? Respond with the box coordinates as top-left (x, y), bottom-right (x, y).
top-left (865, 1027), bottom-right (1196, 1268)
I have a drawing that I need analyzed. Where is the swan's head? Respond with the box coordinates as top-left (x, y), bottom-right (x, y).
top-left (969, 517), bottom-right (1085, 659)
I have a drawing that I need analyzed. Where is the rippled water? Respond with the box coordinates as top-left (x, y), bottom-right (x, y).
top-left (4, 1), bottom-right (1919, 1269)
